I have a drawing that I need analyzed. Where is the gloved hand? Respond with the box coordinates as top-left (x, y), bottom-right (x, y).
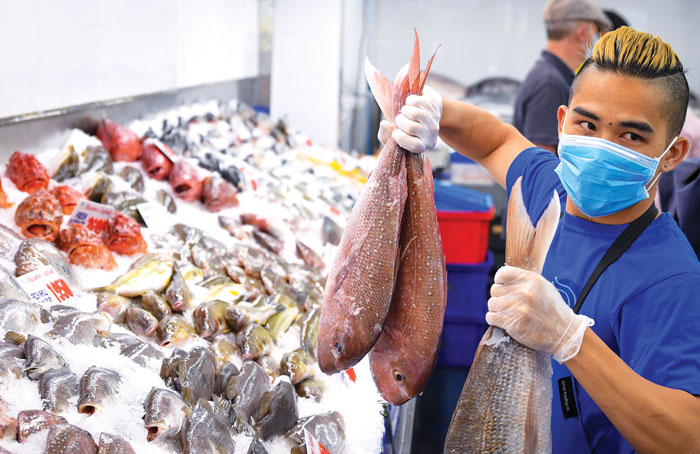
top-left (486, 265), bottom-right (594, 363)
top-left (376, 85), bottom-right (442, 153)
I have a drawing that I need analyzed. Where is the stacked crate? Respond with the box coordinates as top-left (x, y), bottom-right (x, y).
top-left (433, 179), bottom-right (494, 367)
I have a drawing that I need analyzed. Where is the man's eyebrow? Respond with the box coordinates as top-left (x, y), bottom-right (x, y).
top-left (618, 120), bottom-right (654, 133)
top-left (572, 106), bottom-right (599, 121)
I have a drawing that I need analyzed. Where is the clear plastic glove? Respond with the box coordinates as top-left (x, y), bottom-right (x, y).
top-left (486, 265), bottom-right (594, 363)
top-left (376, 85), bottom-right (442, 153)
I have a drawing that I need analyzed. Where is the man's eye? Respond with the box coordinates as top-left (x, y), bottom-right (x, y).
top-left (580, 121), bottom-right (596, 131)
top-left (622, 132), bottom-right (642, 141)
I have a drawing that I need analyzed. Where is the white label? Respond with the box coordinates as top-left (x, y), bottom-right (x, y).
top-left (67, 199), bottom-right (114, 235)
top-left (304, 429), bottom-right (331, 454)
top-left (136, 202), bottom-right (171, 231)
top-left (16, 265), bottom-right (75, 305)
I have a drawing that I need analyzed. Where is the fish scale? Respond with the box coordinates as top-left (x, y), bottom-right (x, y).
top-left (317, 137), bottom-right (407, 374)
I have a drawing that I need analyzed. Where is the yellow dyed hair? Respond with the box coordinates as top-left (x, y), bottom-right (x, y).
top-left (572, 26), bottom-right (689, 137)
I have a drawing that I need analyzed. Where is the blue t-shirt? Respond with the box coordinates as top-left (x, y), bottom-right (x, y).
top-left (506, 147), bottom-right (700, 454)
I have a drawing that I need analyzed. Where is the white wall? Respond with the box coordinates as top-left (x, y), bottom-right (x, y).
top-left (269, 0), bottom-right (342, 148)
top-left (0, 0), bottom-right (259, 119)
top-left (366, 0), bottom-right (700, 95)
top-left (338, 0), bottom-right (700, 153)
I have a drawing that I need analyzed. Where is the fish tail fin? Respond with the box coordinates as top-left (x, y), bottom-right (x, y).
top-left (364, 58), bottom-right (395, 122)
top-left (4, 331), bottom-right (26, 345)
top-left (505, 177), bottom-right (560, 273)
top-left (408, 29), bottom-right (421, 94)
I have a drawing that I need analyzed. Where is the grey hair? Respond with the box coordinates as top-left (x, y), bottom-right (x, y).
top-left (546, 20), bottom-right (581, 40)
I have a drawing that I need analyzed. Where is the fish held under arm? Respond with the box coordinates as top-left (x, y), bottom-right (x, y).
top-left (443, 177), bottom-right (560, 453)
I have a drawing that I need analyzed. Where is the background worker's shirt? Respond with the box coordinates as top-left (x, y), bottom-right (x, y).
top-left (505, 147), bottom-right (700, 454)
top-left (513, 50), bottom-right (574, 148)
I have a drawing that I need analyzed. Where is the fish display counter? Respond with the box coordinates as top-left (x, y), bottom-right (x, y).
top-left (0, 98), bottom-right (398, 454)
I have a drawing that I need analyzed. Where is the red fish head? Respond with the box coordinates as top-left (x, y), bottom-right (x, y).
top-left (6, 151), bottom-right (49, 194)
top-left (317, 300), bottom-right (374, 374)
top-left (141, 141), bottom-right (173, 180)
top-left (369, 340), bottom-right (427, 406)
top-left (105, 212), bottom-right (147, 256)
top-left (97, 119), bottom-right (143, 162)
top-left (14, 189), bottom-right (63, 242)
top-left (51, 185), bottom-right (86, 215)
top-left (169, 160), bottom-right (203, 202)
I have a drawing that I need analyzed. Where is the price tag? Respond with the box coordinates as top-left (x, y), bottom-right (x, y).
top-left (304, 429), bottom-right (331, 454)
top-left (16, 265), bottom-right (75, 305)
top-left (136, 202), bottom-right (171, 231)
top-left (68, 200), bottom-right (114, 235)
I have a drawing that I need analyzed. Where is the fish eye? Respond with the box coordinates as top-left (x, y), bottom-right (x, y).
top-left (333, 341), bottom-right (342, 353)
top-left (393, 370), bottom-right (404, 383)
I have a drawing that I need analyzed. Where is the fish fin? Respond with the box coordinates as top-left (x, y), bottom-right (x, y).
top-left (364, 58), bottom-right (395, 121)
top-left (86, 285), bottom-right (114, 294)
top-left (391, 64), bottom-right (410, 120)
top-left (418, 45), bottom-right (440, 94)
top-left (330, 227), bottom-right (371, 295)
top-left (408, 29), bottom-right (421, 95)
top-left (4, 331), bottom-right (26, 345)
top-left (399, 236), bottom-right (418, 262)
top-left (505, 177), bottom-right (559, 273)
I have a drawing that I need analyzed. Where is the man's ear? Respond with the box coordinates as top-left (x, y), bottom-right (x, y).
top-left (661, 136), bottom-right (690, 173)
top-left (557, 105), bottom-right (569, 139)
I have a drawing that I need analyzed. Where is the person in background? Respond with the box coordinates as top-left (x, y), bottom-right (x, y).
top-left (602, 9), bottom-right (629, 31)
top-left (513, 0), bottom-right (611, 153)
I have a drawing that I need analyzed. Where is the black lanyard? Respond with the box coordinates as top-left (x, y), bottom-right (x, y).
top-left (573, 203), bottom-right (658, 314)
top-left (559, 202), bottom-right (658, 421)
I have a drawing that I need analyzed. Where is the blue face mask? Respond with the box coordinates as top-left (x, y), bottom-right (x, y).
top-left (555, 112), bottom-right (678, 218)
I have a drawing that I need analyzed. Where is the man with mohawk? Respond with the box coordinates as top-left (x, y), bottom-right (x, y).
top-left (381, 27), bottom-right (700, 453)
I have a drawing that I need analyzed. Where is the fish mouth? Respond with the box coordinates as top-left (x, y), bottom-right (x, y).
top-left (174, 184), bottom-right (192, 195)
top-left (21, 180), bottom-right (47, 193)
top-left (26, 223), bottom-right (54, 238)
top-left (78, 403), bottom-right (98, 415)
top-left (146, 423), bottom-right (165, 442)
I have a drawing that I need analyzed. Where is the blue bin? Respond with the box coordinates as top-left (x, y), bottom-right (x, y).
top-left (445, 252), bottom-right (493, 323)
top-left (437, 252), bottom-right (494, 367)
top-left (433, 179), bottom-right (493, 212)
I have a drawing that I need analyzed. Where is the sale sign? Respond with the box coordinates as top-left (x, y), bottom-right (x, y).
top-left (68, 199), bottom-right (114, 235)
top-left (16, 265), bottom-right (75, 305)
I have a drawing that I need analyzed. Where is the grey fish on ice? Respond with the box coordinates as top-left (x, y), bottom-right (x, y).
top-left (143, 387), bottom-right (188, 442)
top-left (78, 366), bottom-right (121, 415)
top-left (253, 380), bottom-right (298, 440)
top-left (40, 368), bottom-right (80, 413)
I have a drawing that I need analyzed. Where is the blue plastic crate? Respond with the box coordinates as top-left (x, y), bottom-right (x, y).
top-left (437, 320), bottom-right (489, 367)
top-left (444, 252), bottom-right (493, 323)
top-left (433, 179), bottom-right (493, 212)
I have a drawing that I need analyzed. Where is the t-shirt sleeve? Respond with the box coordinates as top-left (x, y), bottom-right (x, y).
top-left (519, 84), bottom-right (566, 146)
top-left (505, 147), bottom-right (567, 225)
top-left (618, 272), bottom-right (700, 395)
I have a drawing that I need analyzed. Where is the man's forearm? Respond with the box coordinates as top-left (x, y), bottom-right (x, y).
top-left (566, 328), bottom-right (700, 453)
top-left (439, 98), bottom-right (532, 186)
